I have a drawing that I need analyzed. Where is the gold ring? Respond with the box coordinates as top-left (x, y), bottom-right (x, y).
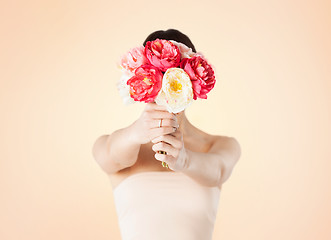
top-left (162, 161), bottom-right (169, 168)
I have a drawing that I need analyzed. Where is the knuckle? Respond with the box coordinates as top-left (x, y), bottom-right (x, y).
top-left (147, 133), bottom-right (152, 141)
top-left (167, 119), bottom-right (174, 127)
top-left (168, 113), bottom-right (175, 119)
top-left (161, 128), bottom-right (168, 134)
top-left (162, 119), bottom-right (169, 126)
top-left (143, 112), bottom-right (150, 119)
top-left (162, 112), bottom-right (171, 119)
top-left (171, 119), bottom-right (178, 127)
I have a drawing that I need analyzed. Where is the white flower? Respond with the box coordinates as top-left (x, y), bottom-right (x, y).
top-left (116, 70), bottom-right (135, 105)
top-left (169, 40), bottom-right (195, 59)
top-left (155, 68), bottom-right (193, 113)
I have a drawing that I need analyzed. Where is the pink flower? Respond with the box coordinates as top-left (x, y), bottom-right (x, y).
top-left (117, 70), bottom-right (135, 105)
top-left (120, 46), bottom-right (149, 73)
top-left (127, 65), bottom-right (163, 103)
top-left (169, 40), bottom-right (195, 59)
top-left (180, 55), bottom-right (216, 100)
top-left (145, 39), bottom-right (181, 72)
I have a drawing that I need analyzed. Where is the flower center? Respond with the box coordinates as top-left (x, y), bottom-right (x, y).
top-left (170, 80), bottom-right (182, 92)
top-left (143, 77), bottom-right (152, 85)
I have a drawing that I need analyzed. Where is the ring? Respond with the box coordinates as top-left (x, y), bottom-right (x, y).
top-left (159, 119), bottom-right (162, 128)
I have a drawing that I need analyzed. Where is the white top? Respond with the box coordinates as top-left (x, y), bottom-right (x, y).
top-left (112, 171), bottom-right (221, 240)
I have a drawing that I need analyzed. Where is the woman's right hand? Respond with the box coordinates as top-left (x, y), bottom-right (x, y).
top-left (130, 102), bottom-right (179, 144)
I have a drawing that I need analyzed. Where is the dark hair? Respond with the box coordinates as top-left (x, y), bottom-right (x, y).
top-left (143, 29), bottom-right (196, 53)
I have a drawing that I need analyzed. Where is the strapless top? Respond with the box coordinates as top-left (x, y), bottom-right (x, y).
top-left (112, 171), bottom-right (221, 240)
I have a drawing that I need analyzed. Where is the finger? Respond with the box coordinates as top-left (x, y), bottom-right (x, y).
top-left (147, 111), bottom-right (175, 120)
top-left (152, 142), bottom-right (179, 158)
top-left (149, 118), bottom-right (178, 129)
top-left (151, 134), bottom-right (183, 149)
top-left (154, 152), bottom-right (168, 162)
top-left (145, 102), bottom-right (168, 111)
top-left (161, 129), bottom-right (182, 139)
top-left (154, 152), bottom-right (176, 163)
top-left (149, 126), bottom-right (177, 139)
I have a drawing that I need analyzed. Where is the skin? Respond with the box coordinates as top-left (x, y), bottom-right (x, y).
top-left (92, 102), bottom-right (241, 190)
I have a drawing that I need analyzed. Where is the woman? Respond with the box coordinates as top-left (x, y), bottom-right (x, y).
top-left (92, 29), bottom-right (241, 240)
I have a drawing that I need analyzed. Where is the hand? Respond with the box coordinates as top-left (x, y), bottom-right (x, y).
top-left (151, 129), bottom-right (188, 172)
top-left (130, 102), bottom-right (179, 144)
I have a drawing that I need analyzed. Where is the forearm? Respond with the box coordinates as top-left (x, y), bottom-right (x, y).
top-left (108, 121), bottom-right (141, 165)
top-left (181, 149), bottom-right (223, 188)
top-left (93, 121), bottom-right (141, 173)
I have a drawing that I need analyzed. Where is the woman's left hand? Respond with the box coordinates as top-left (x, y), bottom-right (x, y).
top-left (151, 130), bottom-right (188, 171)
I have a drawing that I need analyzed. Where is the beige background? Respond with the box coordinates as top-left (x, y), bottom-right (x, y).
top-left (1, 0), bottom-right (330, 239)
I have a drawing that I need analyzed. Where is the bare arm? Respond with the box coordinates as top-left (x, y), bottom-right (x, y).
top-left (92, 103), bottom-right (178, 175)
top-left (92, 122), bottom-right (141, 175)
top-left (152, 134), bottom-right (241, 188)
top-left (183, 136), bottom-right (241, 188)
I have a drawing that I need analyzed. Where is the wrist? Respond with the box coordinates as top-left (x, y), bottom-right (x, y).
top-left (182, 148), bottom-right (190, 171)
top-left (173, 147), bottom-right (190, 172)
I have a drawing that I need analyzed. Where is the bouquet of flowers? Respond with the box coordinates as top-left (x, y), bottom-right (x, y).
top-left (117, 39), bottom-right (216, 168)
top-left (117, 39), bottom-right (216, 113)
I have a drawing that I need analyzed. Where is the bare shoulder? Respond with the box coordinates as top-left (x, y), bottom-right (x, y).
top-left (208, 134), bottom-right (242, 160)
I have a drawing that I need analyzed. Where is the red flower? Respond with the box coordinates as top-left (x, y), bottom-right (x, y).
top-left (180, 55), bottom-right (216, 100)
top-left (145, 39), bottom-right (181, 72)
top-left (127, 65), bottom-right (163, 103)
